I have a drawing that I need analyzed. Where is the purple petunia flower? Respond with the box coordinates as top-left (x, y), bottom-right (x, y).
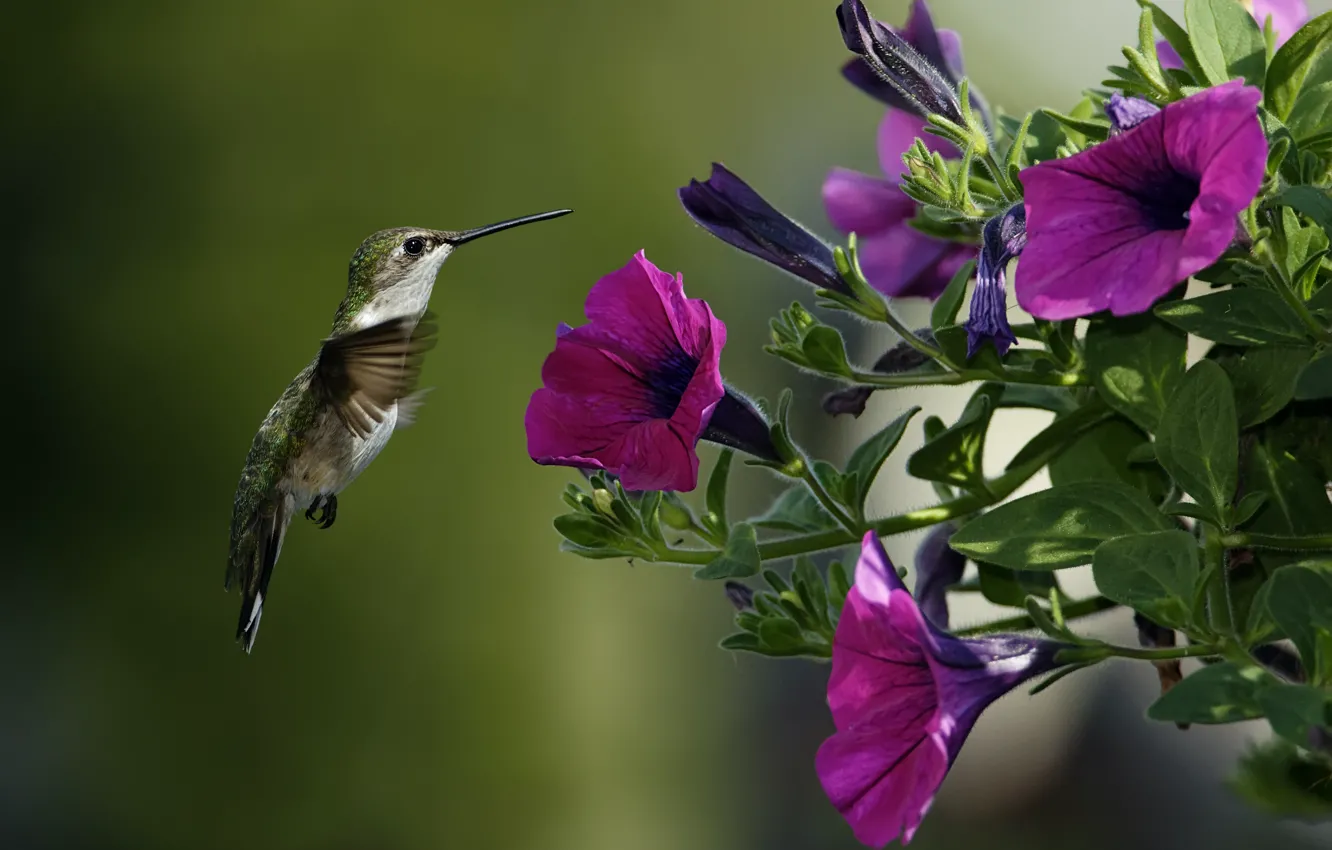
top-left (913, 524), bottom-right (967, 630)
top-left (964, 203), bottom-right (1026, 357)
top-left (817, 532), bottom-right (1067, 847)
top-left (1158, 0), bottom-right (1309, 70)
top-left (525, 252), bottom-right (726, 492)
top-left (1104, 92), bottom-right (1160, 135)
top-left (823, 110), bottom-right (974, 298)
top-left (679, 163), bottom-right (849, 295)
top-left (1015, 81), bottom-right (1266, 320)
top-left (840, 0), bottom-right (990, 130)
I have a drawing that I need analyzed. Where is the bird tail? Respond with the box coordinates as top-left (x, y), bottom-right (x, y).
top-left (234, 501), bottom-right (292, 653)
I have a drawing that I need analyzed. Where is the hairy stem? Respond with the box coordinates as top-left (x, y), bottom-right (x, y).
top-left (955, 595), bottom-right (1118, 637)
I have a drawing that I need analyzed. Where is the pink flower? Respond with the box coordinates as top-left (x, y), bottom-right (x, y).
top-left (1015, 82), bottom-right (1266, 320)
top-left (525, 252), bottom-right (725, 492)
top-left (822, 110), bottom-right (974, 298)
top-left (817, 533), bottom-right (1066, 846)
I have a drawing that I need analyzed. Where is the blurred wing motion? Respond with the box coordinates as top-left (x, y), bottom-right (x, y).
top-left (314, 312), bottom-right (439, 438)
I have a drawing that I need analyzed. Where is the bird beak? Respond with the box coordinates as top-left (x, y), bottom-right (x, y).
top-left (445, 209), bottom-right (573, 245)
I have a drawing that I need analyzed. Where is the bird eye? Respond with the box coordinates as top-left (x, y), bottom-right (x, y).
top-left (403, 237), bottom-right (426, 257)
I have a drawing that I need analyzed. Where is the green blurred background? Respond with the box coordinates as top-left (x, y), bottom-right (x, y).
top-left (7, 1), bottom-right (1332, 848)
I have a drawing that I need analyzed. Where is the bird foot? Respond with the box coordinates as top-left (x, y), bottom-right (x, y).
top-left (304, 494), bottom-right (338, 529)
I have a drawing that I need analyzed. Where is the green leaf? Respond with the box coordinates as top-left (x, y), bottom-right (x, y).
top-left (1244, 440), bottom-right (1332, 570)
top-left (1039, 108), bottom-right (1110, 143)
top-left (1259, 683), bottom-right (1330, 746)
top-left (793, 556), bottom-right (831, 631)
top-left (1232, 739), bottom-right (1332, 818)
top-left (996, 385), bottom-right (1079, 414)
top-left (1213, 345), bottom-right (1313, 426)
top-left (949, 481), bottom-right (1173, 571)
top-left (1233, 490), bottom-right (1271, 527)
top-left (1295, 350), bottom-right (1332, 400)
top-left (554, 514), bottom-right (629, 549)
top-left (1049, 416), bottom-right (1170, 502)
top-left (906, 384), bottom-right (1002, 493)
top-left (1140, 1), bottom-right (1209, 84)
top-left (705, 449), bottom-right (733, 531)
top-left (1092, 530), bottom-right (1199, 629)
top-left (1154, 360), bottom-right (1239, 526)
top-left (695, 523), bottom-right (761, 580)
top-left (1288, 80), bottom-right (1332, 148)
top-left (976, 562), bottom-right (1058, 608)
top-left (1006, 401), bottom-right (1115, 473)
top-left (757, 617), bottom-right (805, 653)
top-left (844, 406), bottom-right (920, 514)
top-left (1085, 313), bottom-right (1187, 432)
top-left (1277, 185), bottom-right (1332, 233)
top-left (1265, 10), bottom-right (1332, 121)
top-left (931, 260), bottom-right (974, 332)
top-left (1154, 289), bottom-right (1312, 346)
top-left (802, 326), bottom-right (853, 376)
top-left (754, 487), bottom-right (838, 534)
top-left (1147, 662), bottom-right (1269, 724)
top-left (1264, 561), bottom-right (1332, 683)
top-left (1185, 0), bottom-right (1267, 87)
top-left (718, 632), bottom-right (764, 653)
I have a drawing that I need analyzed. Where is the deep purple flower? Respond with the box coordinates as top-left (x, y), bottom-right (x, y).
top-left (679, 163), bottom-right (848, 295)
top-left (823, 110), bottom-right (974, 298)
top-left (840, 0), bottom-right (989, 129)
top-left (817, 533), bottom-right (1067, 846)
top-left (1158, 1), bottom-right (1309, 70)
top-left (837, 0), bottom-right (964, 126)
top-left (1105, 92), bottom-right (1160, 135)
top-left (913, 524), bottom-right (967, 629)
top-left (526, 252), bottom-right (725, 492)
top-left (965, 203), bottom-right (1026, 357)
top-left (1016, 81), bottom-right (1266, 320)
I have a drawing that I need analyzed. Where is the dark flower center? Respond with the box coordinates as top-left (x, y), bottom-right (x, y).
top-left (1140, 170), bottom-right (1199, 231)
top-left (647, 347), bottom-right (700, 418)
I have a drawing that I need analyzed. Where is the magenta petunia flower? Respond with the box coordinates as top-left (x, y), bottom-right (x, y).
top-left (817, 532), bottom-right (1066, 847)
top-left (1158, 0), bottom-right (1309, 70)
top-left (823, 109), bottom-right (974, 299)
top-left (1015, 81), bottom-right (1266, 320)
top-left (525, 252), bottom-right (726, 492)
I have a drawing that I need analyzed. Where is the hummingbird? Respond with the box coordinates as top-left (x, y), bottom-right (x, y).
top-left (227, 209), bottom-right (572, 652)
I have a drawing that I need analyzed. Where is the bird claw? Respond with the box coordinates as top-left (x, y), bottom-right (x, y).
top-left (305, 494), bottom-right (338, 529)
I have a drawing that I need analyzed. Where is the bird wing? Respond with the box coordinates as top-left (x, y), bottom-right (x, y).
top-left (313, 313), bottom-right (438, 439)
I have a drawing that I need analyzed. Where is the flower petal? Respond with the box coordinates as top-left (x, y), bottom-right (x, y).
top-left (1254, 0), bottom-right (1310, 42)
top-left (823, 168), bottom-right (915, 235)
top-left (816, 709), bottom-right (947, 848)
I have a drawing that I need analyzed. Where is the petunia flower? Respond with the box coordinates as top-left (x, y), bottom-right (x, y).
top-left (912, 523), bottom-right (967, 630)
top-left (1158, 0), bottom-right (1309, 70)
top-left (1015, 81), bottom-right (1266, 320)
top-left (525, 252), bottom-right (731, 492)
top-left (817, 532), bottom-right (1067, 847)
top-left (964, 203), bottom-right (1026, 357)
top-left (823, 109), bottom-right (974, 298)
top-left (837, 0), bottom-right (965, 127)
top-left (840, 0), bottom-right (990, 130)
top-left (679, 163), bottom-right (849, 294)
top-left (1104, 92), bottom-right (1160, 135)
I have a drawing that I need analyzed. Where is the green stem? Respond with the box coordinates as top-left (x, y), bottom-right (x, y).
top-left (955, 595), bottom-right (1117, 637)
top-left (1275, 273), bottom-right (1332, 343)
top-left (653, 405), bottom-right (1112, 566)
top-left (1224, 531), bottom-right (1332, 551)
top-left (848, 367), bottom-right (1088, 389)
top-left (1077, 642), bottom-right (1221, 663)
top-left (1205, 527), bottom-right (1234, 638)
top-left (797, 460), bottom-right (861, 536)
top-left (980, 151), bottom-right (1017, 203)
